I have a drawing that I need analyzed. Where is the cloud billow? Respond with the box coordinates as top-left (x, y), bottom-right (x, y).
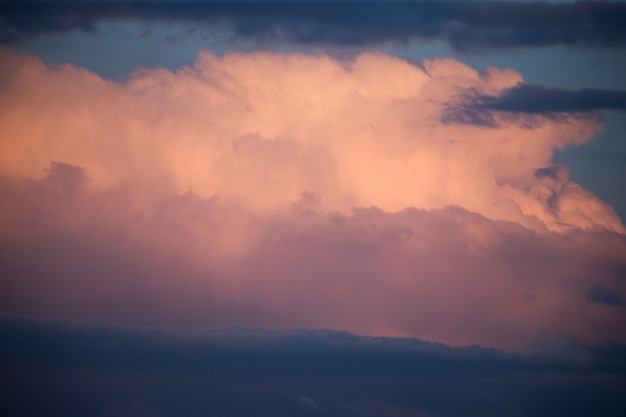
top-left (1, 49), bottom-right (625, 350)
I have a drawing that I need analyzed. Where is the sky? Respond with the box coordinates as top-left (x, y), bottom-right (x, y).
top-left (1, 1), bottom-right (626, 416)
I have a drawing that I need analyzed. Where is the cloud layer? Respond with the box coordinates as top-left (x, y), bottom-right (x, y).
top-left (1, 315), bottom-right (625, 417)
top-left (2, 1), bottom-right (626, 52)
top-left (1, 49), bottom-right (625, 349)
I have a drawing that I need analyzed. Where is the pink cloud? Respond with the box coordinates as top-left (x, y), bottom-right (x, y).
top-left (0, 49), bottom-right (625, 350)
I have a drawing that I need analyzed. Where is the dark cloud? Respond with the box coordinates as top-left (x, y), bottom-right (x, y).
top-left (586, 282), bottom-right (625, 307)
top-left (1, 315), bottom-right (626, 417)
top-left (1, 1), bottom-right (626, 52)
top-left (439, 105), bottom-right (497, 127)
top-left (535, 166), bottom-right (561, 180)
top-left (444, 84), bottom-right (626, 126)
top-left (475, 84), bottom-right (626, 114)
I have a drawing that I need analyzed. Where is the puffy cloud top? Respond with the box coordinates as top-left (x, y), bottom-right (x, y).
top-left (1, 49), bottom-right (622, 232)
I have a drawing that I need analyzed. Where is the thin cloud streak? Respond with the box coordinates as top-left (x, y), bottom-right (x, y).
top-left (474, 84), bottom-right (626, 114)
top-left (2, 1), bottom-right (626, 52)
top-left (442, 84), bottom-right (626, 127)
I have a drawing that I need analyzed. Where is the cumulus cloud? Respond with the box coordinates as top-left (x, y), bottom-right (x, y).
top-left (2, 1), bottom-right (626, 52)
top-left (1, 48), bottom-right (620, 232)
top-left (0, 49), bottom-right (625, 349)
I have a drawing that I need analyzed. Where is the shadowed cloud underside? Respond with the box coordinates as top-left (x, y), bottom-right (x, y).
top-left (1, 315), bottom-right (625, 417)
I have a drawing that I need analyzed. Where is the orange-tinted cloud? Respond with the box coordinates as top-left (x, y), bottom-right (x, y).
top-left (1, 49), bottom-right (625, 350)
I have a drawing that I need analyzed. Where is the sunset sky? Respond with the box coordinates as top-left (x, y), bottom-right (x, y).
top-left (1, 1), bottom-right (626, 416)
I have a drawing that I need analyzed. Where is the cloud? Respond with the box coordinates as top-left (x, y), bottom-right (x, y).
top-left (458, 84), bottom-right (626, 116)
top-left (1, 316), bottom-right (625, 417)
top-left (586, 282), bottom-right (625, 307)
top-left (443, 84), bottom-right (626, 130)
top-left (1, 48), bottom-right (621, 233)
top-left (297, 396), bottom-right (320, 413)
top-left (2, 1), bottom-right (626, 52)
top-left (0, 49), bottom-right (625, 350)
